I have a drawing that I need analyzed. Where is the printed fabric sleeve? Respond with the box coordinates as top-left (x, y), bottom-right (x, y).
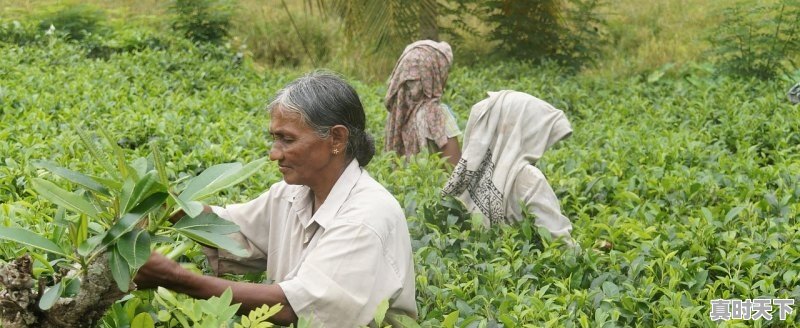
top-left (278, 223), bottom-right (402, 327)
top-left (201, 192), bottom-right (272, 275)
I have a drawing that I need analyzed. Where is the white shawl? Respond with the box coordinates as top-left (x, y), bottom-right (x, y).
top-left (443, 90), bottom-right (572, 227)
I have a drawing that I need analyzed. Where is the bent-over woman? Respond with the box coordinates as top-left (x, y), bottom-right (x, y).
top-left (384, 40), bottom-right (461, 166)
top-left (442, 90), bottom-right (573, 240)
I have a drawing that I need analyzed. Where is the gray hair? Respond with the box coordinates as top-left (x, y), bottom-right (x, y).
top-left (267, 71), bottom-right (376, 166)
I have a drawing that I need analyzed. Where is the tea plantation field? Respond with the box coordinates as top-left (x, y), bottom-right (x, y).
top-left (1, 33), bottom-right (799, 327)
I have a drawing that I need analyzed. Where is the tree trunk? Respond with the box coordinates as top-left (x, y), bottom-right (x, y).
top-left (0, 254), bottom-right (126, 328)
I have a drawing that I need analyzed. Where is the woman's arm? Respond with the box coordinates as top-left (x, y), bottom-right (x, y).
top-left (134, 252), bottom-right (298, 325)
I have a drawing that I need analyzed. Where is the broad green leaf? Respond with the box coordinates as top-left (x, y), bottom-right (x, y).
top-left (171, 194), bottom-right (205, 218)
top-left (193, 157), bottom-right (268, 200)
top-left (102, 192), bottom-right (167, 250)
top-left (131, 157), bottom-right (149, 180)
top-left (173, 212), bottom-right (239, 234)
top-left (32, 160), bottom-right (109, 196)
top-left (100, 127), bottom-right (133, 180)
top-left (725, 206), bottom-right (745, 223)
top-left (0, 227), bottom-right (69, 257)
top-left (131, 312), bottom-right (155, 328)
top-left (176, 228), bottom-right (248, 257)
top-left (151, 142), bottom-right (170, 186)
top-left (373, 298), bottom-right (390, 326)
top-left (443, 310), bottom-right (459, 328)
top-left (78, 233), bottom-right (105, 257)
top-left (76, 129), bottom-right (118, 179)
top-left (180, 158), bottom-right (268, 202)
top-left (118, 229), bottom-right (152, 270)
top-left (110, 247), bottom-right (131, 292)
top-left (386, 312), bottom-right (421, 328)
top-left (121, 171), bottom-right (166, 214)
top-left (156, 287), bottom-right (180, 307)
top-left (498, 314), bottom-right (515, 328)
top-left (89, 174), bottom-right (123, 193)
top-left (31, 178), bottom-right (100, 218)
top-left (39, 282), bottom-right (62, 310)
top-left (63, 277), bottom-right (81, 297)
top-left (179, 162), bottom-right (242, 200)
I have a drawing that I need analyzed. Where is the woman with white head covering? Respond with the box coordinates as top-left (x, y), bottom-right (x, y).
top-left (384, 40), bottom-right (462, 166)
top-left (442, 90), bottom-right (573, 239)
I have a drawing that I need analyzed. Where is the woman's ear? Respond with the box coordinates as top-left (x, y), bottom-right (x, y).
top-left (329, 125), bottom-right (350, 152)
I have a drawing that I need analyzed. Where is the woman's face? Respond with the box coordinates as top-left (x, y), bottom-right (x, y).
top-left (268, 107), bottom-right (335, 187)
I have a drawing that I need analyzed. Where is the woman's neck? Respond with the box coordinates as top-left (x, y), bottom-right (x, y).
top-left (309, 159), bottom-right (349, 214)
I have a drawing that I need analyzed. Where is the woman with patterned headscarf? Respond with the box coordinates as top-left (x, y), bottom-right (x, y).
top-left (443, 90), bottom-right (573, 241)
top-left (384, 40), bottom-right (462, 166)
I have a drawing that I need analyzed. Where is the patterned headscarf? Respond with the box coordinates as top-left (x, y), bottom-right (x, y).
top-left (384, 40), bottom-right (453, 156)
top-left (443, 91), bottom-right (572, 225)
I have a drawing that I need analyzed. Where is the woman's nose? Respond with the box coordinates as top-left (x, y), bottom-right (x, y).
top-left (269, 145), bottom-right (282, 161)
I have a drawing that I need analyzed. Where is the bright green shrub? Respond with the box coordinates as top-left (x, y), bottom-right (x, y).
top-left (169, 0), bottom-right (234, 44)
top-left (0, 19), bottom-right (40, 44)
top-left (710, 1), bottom-right (800, 80)
top-left (484, 0), bottom-right (607, 70)
top-left (243, 14), bottom-right (333, 68)
top-left (38, 4), bottom-right (108, 41)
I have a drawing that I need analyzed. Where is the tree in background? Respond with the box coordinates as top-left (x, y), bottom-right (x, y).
top-left (307, 0), bottom-right (606, 71)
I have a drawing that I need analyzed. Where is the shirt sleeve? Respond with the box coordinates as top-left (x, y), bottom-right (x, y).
top-left (516, 166), bottom-right (573, 239)
top-left (278, 223), bottom-right (402, 327)
top-left (201, 192), bottom-right (272, 275)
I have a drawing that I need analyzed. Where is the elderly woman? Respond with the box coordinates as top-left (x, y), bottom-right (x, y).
top-left (442, 91), bottom-right (573, 240)
top-left (135, 72), bottom-right (417, 327)
top-left (384, 40), bottom-right (461, 166)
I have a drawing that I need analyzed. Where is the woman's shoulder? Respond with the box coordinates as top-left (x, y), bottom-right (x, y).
top-left (338, 170), bottom-right (405, 228)
top-left (351, 171), bottom-right (402, 208)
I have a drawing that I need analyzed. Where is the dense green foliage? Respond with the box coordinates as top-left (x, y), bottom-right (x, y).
top-left (37, 4), bottom-right (108, 41)
top-left (483, 0), bottom-right (608, 68)
top-left (710, 0), bottom-right (800, 80)
top-left (169, 0), bottom-right (234, 44)
top-left (1, 22), bottom-right (799, 328)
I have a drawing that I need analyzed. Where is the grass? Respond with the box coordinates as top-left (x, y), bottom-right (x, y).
top-left (1, 0), bottom-right (774, 82)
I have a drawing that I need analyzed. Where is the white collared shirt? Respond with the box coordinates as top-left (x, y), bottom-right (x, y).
top-left (206, 160), bottom-right (417, 327)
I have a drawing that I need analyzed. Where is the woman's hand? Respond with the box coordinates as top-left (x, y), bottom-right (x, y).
top-left (134, 252), bottom-right (184, 290)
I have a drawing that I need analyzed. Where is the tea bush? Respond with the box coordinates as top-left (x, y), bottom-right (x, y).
top-left (0, 17), bottom-right (799, 327)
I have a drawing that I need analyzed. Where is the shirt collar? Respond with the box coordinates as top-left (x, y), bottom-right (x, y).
top-left (288, 159), bottom-right (362, 229)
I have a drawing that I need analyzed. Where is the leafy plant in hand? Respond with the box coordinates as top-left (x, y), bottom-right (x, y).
top-left (0, 130), bottom-right (267, 328)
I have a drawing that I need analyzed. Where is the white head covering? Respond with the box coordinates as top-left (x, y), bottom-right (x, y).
top-left (442, 90), bottom-right (572, 225)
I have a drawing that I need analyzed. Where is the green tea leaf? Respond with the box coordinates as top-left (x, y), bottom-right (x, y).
top-left (179, 162), bottom-right (242, 201)
top-left (175, 228), bottom-right (247, 257)
top-left (179, 158), bottom-right (268, 202)
top-left (31, 178), bottom-right (100, 218)
top-left (373, 298), bottom-right (389, 325)
top-left (102, 192), bottom-right (167, 250)
top-left (121, 171), bottom-right (166, 214)
top-left (173, 212), bottom-right (239, 234)
top-left (386, 312), bottom-right (422, 328)
top-left (171, 194), bottom-right (204, 218)
top-left (32, 160), bottom-right (109, 196)
top-left (118, 228), bottom-right (152, 270)
top-left (443, 310), bottom-right (458, 328)
top-left (0, 227), bottom-right (69, 257)
top-left (131, 312), bottom-right (155, 328)
top-left (110, 247), bottom-right (131, 292)
top-left (39, 281), bottom-right (62, 310)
